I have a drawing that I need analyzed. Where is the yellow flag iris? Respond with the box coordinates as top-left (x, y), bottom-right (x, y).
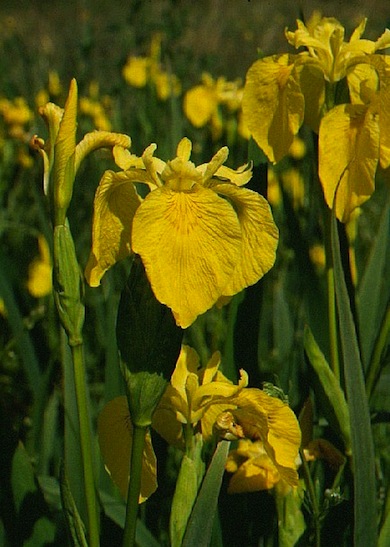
top-left (98, 346), bottom-right (301, 500)
top-left (243, 15), bottom-right (390, 221)
top-left (27, 235), bottom-right (53, 298)
top-left (86, 137), bottom-right (278, 327)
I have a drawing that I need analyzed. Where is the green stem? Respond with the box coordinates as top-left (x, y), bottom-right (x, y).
top-left (325, 211), bottom-right (340, 381)
top-left (71, 343), bottom-right (100, 547)
top-left (366, 301), bottom-right (390, 400)
top-left (122, 424), bottom-right (147, 547)
top-left (299, 448), bottom-right (321, 547)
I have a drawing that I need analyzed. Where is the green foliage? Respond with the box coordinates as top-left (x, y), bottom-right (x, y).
top-left (0, 5), bottom-right (389, 547)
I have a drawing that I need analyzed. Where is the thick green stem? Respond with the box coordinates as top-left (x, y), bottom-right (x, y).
top-left (122, 424), bottom-right (147, 547)
top-left (325, 211), bottom-right (340, 381)
top-left (71, 343), bottom-right (100, 547)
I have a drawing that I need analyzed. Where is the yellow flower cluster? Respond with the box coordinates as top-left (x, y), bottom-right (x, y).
top-left (243, 15), bottom-right (390, 221)
top-left (98, 346), bottom-right (301, 501)
top-left (0, 96), bottom-right (33, 139)
top-left (122, 33), bottom-right (181, 101)
top-left (183, 73), bottom-right (249, 140)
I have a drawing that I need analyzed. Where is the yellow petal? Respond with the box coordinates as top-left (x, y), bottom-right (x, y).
top-left (319, 103), bottom-right (379, 222)
top-left (201, 351), bottom-right (221, 386)
top-left (299, 63), bottom-right (325, 133)
top-left (176, 137), bottom-right (192, 161)
top-left (231, 389), bottom-right (301, 487)
top-left (85, 170), bottom-right (143, 286)
top-left (151, 397), bottom-right (184, 448)
top-left (74, 131), bottom-right (131, 174)
top-left (170, 345), bottom-right (200, 401)
top-left (98, 396), bottom-right (157, 502)
top-left (378, 67), bottom-right (390, 169)
top-left (211, 163), bottom-right (253, 187)
top-left (183, 85), bottom-right (218, 127)
top-left (132, 186), bottom-right (242, 327)
top-left (212, 183), bottom-right (279, 296)
top-left (227, 453), bottom-right (280, 493)
top-left (243, 54), bottom-right (305, 163)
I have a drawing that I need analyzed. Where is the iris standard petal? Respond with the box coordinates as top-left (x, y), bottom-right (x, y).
top-left (212, 183), bottom-right (279, 296)
top-left (132, 185), bottom-right (242, 328)
top-left (85, 170), bottom-right (144, 286)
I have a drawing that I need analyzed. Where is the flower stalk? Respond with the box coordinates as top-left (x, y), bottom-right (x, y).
top-left (122, 424), bottom-right (148, 547)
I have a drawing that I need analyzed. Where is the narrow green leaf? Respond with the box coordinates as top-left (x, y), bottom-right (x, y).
top-left (170, 435), bottom-right (204, 547)
top-left (331, 214), bottom-right (377, 547)
top-left (59, 462), bottom-right (88, 547)
top-left (0, 252), bottom-right (41, 400)
top-left (11, 442), bottom-right (56, 546)
top-left (182, 440), bottom-right (230, 547)
top-left (357, 194), bottom-right (390, 368)
top-left (304, 326), bottom-right (351, 454)
top-left (378, 486), bottom-right (390, 547)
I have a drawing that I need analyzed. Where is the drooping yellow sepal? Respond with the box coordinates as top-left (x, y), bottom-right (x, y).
top-left (319, 103), bottom-right (379, 222)
top-left (85, 170), bottom-right (146, 286)
top-left (132, 186), bottom-right (242, 328)
top-left (242, 53), bottom-right (305, 163)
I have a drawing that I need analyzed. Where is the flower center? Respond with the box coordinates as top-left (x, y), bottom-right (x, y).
top-left (162, 157), bottom-right (203, 191)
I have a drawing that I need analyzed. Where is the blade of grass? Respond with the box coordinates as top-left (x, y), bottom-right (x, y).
top-left (182, 440), bottom-right (230, 547)
top-left (0, 252), bottom-right (41, 400)
top-left (357, 194), bottom-right (390, 368)
top-left (331, 214), bottom-right (377, 546)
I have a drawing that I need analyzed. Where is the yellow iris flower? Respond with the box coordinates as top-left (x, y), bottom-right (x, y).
top-left (27, 235), bottom-right (53, 298)
top-left (85, 137), bottom-right (278, 328)
top-left (98, 345), bottom-right (301, 500)
top-left (243, 15), bottom-right (390, 222)
top-left (183, 73), bottom-right (244, 140)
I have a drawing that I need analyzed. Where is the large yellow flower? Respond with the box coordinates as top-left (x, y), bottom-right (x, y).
top-left (85, 137), bottom-right (278, 328)
top-left (98, 346), bottom-right (301, 500)
top-left (152, 345), bottom-right (249, 447)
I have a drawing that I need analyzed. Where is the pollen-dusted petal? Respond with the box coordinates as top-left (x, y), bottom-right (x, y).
top-left (212, 183), bottom-right (279, 296)
top-left (98, 396), bottom-right (157, 502)
top-left (132, 186), bottom-right (242, 327)
top-left (319, 103), bottom-right (379, 222)
top-left (243, 54), bottom-right (305, 163)
top-left (85, 170), bottom-right (144, 286)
